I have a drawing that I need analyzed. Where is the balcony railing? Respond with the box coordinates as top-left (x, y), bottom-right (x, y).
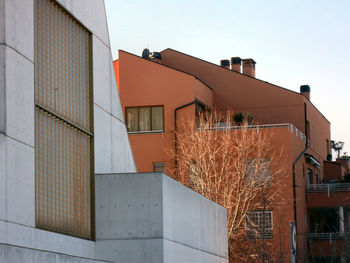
top-left (308, 232), bottom-right (343, 240)
top-left (201, 123), bottom-right (306, 141)
top-left (307, 183), bottom-right (350, 193)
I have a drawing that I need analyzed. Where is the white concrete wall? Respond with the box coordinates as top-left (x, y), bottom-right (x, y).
top-left (0, 0), bottom-right (136, 260)
top-left (95, 173), bottom-right (228, 263)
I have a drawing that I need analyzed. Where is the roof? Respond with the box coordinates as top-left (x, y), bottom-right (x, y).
top-left (160, 48), bottom-right (330, 124)
top-left (116, 50), bottom-right (213, 91)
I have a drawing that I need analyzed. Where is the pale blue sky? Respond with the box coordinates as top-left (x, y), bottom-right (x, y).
top-left (105, 0), bottom-right (350, 155)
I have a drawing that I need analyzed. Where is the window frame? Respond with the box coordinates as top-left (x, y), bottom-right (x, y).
top-left (153, 162), bottom-right (165, 173)
top-left (245, 158), bottom-right (271, 187)
top-left (126, 105), bottom-right (164, 133)
top-left (245, 210), bottom-right (273, 239)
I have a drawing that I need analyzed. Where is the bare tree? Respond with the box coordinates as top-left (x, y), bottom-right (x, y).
top-left (172, 109), bottom-right (289, 262)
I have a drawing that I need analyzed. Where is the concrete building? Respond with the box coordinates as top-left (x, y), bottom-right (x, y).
top-left (0, 1), bottom-right (228, 262)
top-left (115, 49), bottom-right (350, 262)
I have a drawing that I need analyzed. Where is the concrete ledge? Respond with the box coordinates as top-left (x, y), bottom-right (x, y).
top-left (0, 244), bottom-right (109, 263)
top-left (95, 173), bottom-right (228, 263)
top-left (0, 220), bottom-right (97, 259)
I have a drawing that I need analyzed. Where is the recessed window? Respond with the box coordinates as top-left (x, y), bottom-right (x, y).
top-left (126, 106), bottom-right (163, 132)
top-left (245, 158), bottom-right (270, 186)
top-left (153, 162), bottom-right (165, 173)
top-left (246, 211), bottom-right (273, 239)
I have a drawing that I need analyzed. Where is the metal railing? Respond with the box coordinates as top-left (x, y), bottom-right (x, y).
top-left (201, 123), bottom-right (306, 141)
top-left (308, 232), bottom-right (343, 240)
top-left (307, 183), bottom-right (350, 193)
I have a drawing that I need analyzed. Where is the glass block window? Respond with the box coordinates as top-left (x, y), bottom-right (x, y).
top-left (34, 0), bottom-right (93, 238)
top-left (246, 211), bottom-right (273, 239)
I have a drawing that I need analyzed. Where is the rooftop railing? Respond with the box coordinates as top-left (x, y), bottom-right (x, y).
top-left (202, 123), bottom-right (306, 141)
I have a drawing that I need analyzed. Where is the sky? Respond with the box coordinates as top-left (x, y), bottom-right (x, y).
top-left (104, 0), bottom-right (350, 155)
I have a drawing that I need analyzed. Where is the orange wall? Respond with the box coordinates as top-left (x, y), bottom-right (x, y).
top-left (113, 59), bottom-right (120, 91)
top-left (117, 50), bottom-right (213, 174)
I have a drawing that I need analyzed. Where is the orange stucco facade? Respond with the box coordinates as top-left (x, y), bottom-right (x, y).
top-left (114, 49), bottom-right (348, 262)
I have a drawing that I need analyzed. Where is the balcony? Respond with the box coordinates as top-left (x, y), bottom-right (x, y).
top-left (307, 183), bottom-right (350, 194)
top-left (307, 184), bottom-right (350, 207)
top-left (308, 232), bottom-right (343, 240)
top-left (203, 123), bottom-right (306, 141)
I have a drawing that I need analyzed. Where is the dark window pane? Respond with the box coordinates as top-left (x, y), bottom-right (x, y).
top-left (153, 162), bottom-right (165, 172)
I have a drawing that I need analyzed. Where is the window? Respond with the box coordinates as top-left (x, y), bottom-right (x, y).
top-left (34, 0), bottom-right (92, 239)
top-left (246, 158), bottom-right (270, 186)
top-left (126, 106), bottom-right (163, 132)
top-left (246, 211), bottom-right (273, 239)
top-left (307, 169), bottom-right (313, 185)
top-left (153, 162), bottom-right (165, 173)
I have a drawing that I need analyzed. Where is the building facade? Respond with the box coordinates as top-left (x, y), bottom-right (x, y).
top-left (115, 49), bottom-right (349, 262)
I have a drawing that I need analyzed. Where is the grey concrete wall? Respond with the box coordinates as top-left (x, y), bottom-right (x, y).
top-left (0, 244), bottom-right (110, 263)
top-left (95, 173), bottom-right (228, 263)
top-left (0, 0), bottom-right (136, 261)
top-left (0, 0), bottom-right (35, 230)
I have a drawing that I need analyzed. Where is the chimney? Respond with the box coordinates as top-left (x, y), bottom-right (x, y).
top-left (300, 85), bottom-right (310, 100)
top-left (149, 52), bottom-right (161, 63)
top-left (220, 59), bottom-right (230, 69)
top-left (231, 57), bottom-right (241, 72)
top-left (242, 58), bottom-right (256, 77)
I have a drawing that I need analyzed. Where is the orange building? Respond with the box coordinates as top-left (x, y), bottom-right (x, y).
top-left (114, 49), bottom-right (349, 262)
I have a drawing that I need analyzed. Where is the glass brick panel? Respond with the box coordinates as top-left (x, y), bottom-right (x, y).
top-left (35, 109), bottom-right (91, 238)
top-left (34, 0), bottom-right (90, 131)
top-left (34, 0), bottom-right (92, 238)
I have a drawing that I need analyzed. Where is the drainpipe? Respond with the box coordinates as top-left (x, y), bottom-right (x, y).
top-left (292, 102), bottom-right (309, 263)
top-left (174, 99), bottom-right (198, 178)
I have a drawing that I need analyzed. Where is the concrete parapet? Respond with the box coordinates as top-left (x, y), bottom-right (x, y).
top-left (95, 172), bottom-right (228, 263)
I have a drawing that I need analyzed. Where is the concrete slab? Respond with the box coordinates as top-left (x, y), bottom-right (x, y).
top-left (96, 239), bottom-right (163, 263)
top-left (0, 135), bottom-right (6, 222)
top-left (4, 0), bottom-right (34, 62)
top-left (30, 249), bottom-right (56, 263)
top-left (30, 227), bottom-right (96, 259)
top-left (5, 222), bottom-right (31, 252)
top-left (0, 45), bottom-right (5, 133)
top-left (94, 105), bottom-right (112, 173)
top-left (56, 0), bottom-right (110, 48)
top-left (162, 175), bottom-right (228, 257)
top-left (5, 136), bottom-right (35, 227)
top-left (2, 244), bottom-right (30, 263)
top-left (0, 0), bottom-right (4, 43)
top-left (0, 244), bottom-right (107, 263)
top-left (93, 36), bottom-right (111, 114)
top-left (163, 239), bottom-right (228, 263)
top-left (95, 173), bottom-right (163, 240)
top-left (5, 46), bottom-right (34, 146)
top-left (95, 173), bottom-right (228, 263)
top-left (111, 117), bottom-right (137, 173)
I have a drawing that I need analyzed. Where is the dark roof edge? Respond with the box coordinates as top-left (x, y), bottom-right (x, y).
top-left (160, 48), bottom-right (330, 124)
top-left (117, 50), bottom-right (214, 92)
top-left (324, 160), bottom-right (342, 165)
